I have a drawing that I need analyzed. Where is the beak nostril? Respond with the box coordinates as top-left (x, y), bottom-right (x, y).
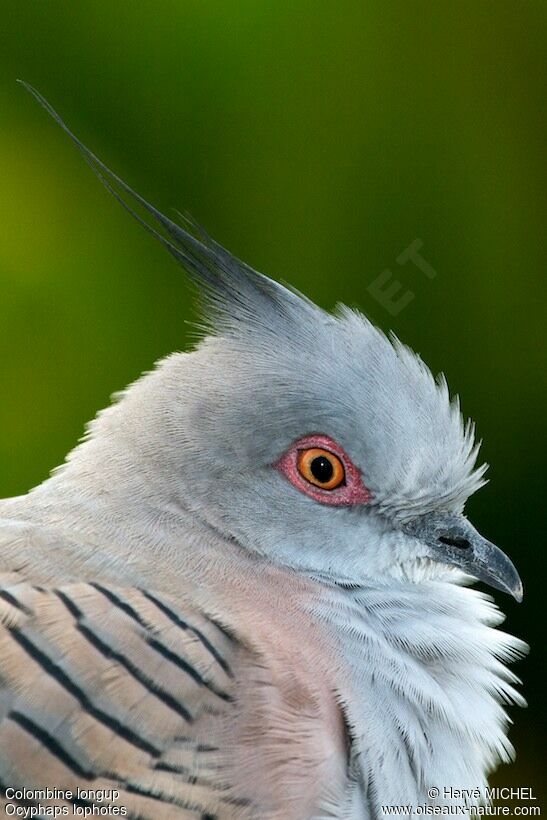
top-left (438, 535), bottom-right (471, 550)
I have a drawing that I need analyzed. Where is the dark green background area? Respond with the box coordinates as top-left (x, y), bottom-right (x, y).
top-left (1, 0), bottom-right (545, 798)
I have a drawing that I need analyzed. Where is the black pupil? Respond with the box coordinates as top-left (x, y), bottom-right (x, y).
top-left (310, 455), bottom-right (334, 483)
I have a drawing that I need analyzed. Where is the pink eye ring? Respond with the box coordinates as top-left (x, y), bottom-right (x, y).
top-left (275, 434), bottom-right (372, 506)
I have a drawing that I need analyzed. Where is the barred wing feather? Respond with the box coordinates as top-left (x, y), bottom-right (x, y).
top-left (0, 579), bottom-right (248, 819)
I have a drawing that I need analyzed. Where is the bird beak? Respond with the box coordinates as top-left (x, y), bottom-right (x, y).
top-left (403, 512), bottom-right (523, 601)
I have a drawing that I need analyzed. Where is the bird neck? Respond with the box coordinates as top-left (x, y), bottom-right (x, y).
top-left (320, 579), bottom-right (525, 813)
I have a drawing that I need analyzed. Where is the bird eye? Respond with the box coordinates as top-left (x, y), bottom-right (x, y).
top-left (275, 434), bottom-right (371, 506)
top-left (297, 448), bottom-right (345, 490)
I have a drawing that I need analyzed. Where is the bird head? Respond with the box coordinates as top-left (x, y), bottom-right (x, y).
top-left (164, 299), bottom-right (521, 602)
top-left (23, 83), bottom-right (522, 602)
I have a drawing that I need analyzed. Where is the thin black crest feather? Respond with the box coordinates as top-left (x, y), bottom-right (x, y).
top-left (18, 81), bottom-right (297, 328)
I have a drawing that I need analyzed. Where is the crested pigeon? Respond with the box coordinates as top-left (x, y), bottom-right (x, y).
top-left (0, 85), bottom-right (526, 820)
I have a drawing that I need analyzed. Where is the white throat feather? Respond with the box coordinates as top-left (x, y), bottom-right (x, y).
top-left (309, 578), bottom-right (527, 818)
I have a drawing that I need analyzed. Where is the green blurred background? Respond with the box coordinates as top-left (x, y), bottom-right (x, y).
top-left (1, 0), bottom-right (545, 800)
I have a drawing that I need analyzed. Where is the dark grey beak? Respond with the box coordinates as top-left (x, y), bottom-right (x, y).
top-left (403, 513), bottom-right (523, 602)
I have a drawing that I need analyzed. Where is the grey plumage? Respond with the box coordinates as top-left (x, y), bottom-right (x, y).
top-left (0, 85), bottom-right (526, 819)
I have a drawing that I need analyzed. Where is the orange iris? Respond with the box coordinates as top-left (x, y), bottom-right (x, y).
top-left (297, 448), bottom-right (345, 490)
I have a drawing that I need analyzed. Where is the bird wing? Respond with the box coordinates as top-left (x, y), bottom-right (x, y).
top-left (0, 576), bottom-right (248, 819)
